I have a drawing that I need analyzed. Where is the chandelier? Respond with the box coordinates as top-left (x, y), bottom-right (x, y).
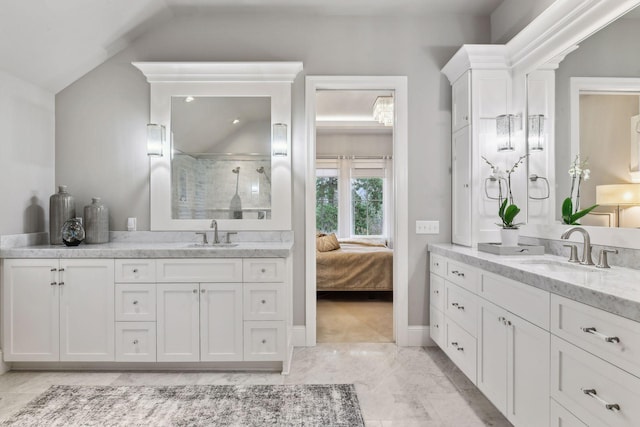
top-left (373, 96), bottom-right (394, 126)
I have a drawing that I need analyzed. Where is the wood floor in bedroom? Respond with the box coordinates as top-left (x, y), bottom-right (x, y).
top-left (317, 291), bottom-right (394, 343)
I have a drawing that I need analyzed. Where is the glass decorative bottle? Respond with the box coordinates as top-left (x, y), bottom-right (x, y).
top-left (84, 197), bottom-right (109, 244)
top-left (49, 185), bottom-right (76, 245)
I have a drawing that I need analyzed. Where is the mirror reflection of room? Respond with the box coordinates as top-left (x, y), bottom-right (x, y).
top-left (170, 96), bottom-right (272, 220)
top-left (314, 90), bottom-right (394, 343)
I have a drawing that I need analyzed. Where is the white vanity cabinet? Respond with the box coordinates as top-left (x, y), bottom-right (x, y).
top-left (3, 258), bottom-right (115, 362)
top-left (429, 252), bottom-right (550, 426)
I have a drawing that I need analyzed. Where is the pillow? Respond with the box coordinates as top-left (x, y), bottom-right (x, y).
top-left (316, 233), bottom-right (340, 252)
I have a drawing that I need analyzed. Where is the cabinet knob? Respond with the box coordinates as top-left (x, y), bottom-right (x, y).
top-left (434, 290), bottom-right (439, 294)
top-left (434, 262), bottom-right (439, 267)
top-left (132, 300), bottom-right (138, 305)
top-left (201, 289), bottom-right (205, 294)
top-left (451, 302), bottom-right (458, 307)
top-left (456, 305), bottom-right (465, 311)
top-left (464, 115), bottom-right (468, 121)
top-left (133, 339), bottom-right (139, 345)
top-left (261, 299), bottom-right (266, 304)
top-left (456, 347), bottom-right (464, 351)
top-left (50, 268), bottom-right (57, 272)
top-left (451, 342), bottom-right (458, 346)
top-left (58, 282), bottom-right (64, 286)
top-left (59, 268), bottom-right (65, 272)
top-left (193, 289), bottom-right (198, 294)
top-left (261, 268), bottom-right (266, 273)
top-left (133, 269), bottom-right (139, 273)
top-left (50, 282), bottom-right (57, 286)
top-left (261, 339), bottom-right (267, 344)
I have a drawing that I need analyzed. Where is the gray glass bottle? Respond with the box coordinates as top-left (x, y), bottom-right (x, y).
top-left (84, 197), bottom-right (109, 244)
top-left (49, 185), bottom-right (76, 245)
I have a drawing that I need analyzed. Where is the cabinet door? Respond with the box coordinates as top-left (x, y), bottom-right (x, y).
top-left (157, 283), bottom-right (200, 362)
top-left (2, 259), bottom-right (60, 361)
top-left (452, 126), bottom-right (472, 246)
top-left (507, 314), bottom-right (550, 427)
top-left (477, 298), bottom-right (509, 415)
top-left (59, 259), bottom-right (114, 361)
top-left (452, 71), bottom-right (471, 131)
top-left (200, 283), bottom-right (243, 361)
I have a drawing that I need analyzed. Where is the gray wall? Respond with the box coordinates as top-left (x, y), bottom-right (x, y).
top-left (490, 0), bottom-right (556, 43)
top-left (0, 70), bottom-right (55, 236)
top-left (55, 11), bottom-right (490, 326)
top-left (555, 17), bottom-right (640, 220)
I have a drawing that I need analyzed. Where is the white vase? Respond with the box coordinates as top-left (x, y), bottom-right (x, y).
top-left (500, 228), bottom-right (519, 246)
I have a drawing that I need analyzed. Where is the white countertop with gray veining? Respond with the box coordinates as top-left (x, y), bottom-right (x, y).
top-left (429, 243), bottom-right (640, 323)
top-left (0, 241), bottom-right (293, 259)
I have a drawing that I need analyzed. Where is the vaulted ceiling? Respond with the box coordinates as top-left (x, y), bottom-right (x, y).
top-left (0, 0), bottom-right (504, 93)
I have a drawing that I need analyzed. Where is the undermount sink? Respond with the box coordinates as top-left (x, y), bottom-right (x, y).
top-left (516, 259), bottom-right (599, 273)
top-left (187, 243), bottom-right (239, 248)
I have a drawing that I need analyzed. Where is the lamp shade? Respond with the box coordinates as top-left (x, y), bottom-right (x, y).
top-left (528, 114), bottom-right (545, 151)
top-left (596, 184), bottom-right (640, 205)
top-left (147, 124), bottom-right (165, 157)
top-left (496, 114), bottom-right (519, 151)
top-left (272, 123), bottom-right (288, 157)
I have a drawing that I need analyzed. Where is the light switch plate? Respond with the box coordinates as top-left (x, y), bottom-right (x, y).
top-left (416, 220), bottom-right (439, 234)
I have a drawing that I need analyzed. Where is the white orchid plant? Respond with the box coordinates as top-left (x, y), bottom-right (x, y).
top-left (482, 154), bottom-right (528, 229)
top-left (562, 155), bottom-right (598, 225)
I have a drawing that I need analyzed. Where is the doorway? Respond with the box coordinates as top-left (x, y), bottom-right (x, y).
top-left (304, 76), bottom-right (408, 346)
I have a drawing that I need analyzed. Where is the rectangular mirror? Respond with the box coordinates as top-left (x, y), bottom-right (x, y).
top-left (133, 62), bottom-right (302, 231)
top-left (171, 96), bottom-right (272, 220)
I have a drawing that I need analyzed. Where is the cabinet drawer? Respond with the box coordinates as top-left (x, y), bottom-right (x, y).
top-left (115, 322), bottom-right (156, 362)
top-left (156, 259), bottom-right (242, 283)
top-left (115, 284), bottom-right (156, 322)
top-left (430, 253), bottom-right (445, 277)
top-left (115, 259), bottom-right (156, 283)
top-left (445, 318), bottom-right (477, 385)
top-left (550, 399), bottom-right (587, 427)
top-left (445, 281), bottom-right (477, 337)
top-left (551, 336), bottom-right (640, 427)
top-left (243, 321), bottom-right (286, 361)
top-left (243, 283), bottom-right (285, 321)
top-left (243, 259), bottom-right (286, 283)
top-left (430, 305), bottom-right (445, 348)
top-left (479, 272), bottom-right (549, 330)
top-left (446, 260), bottom-right (478, 293)
top-left (551, 294), bottom-right (640, 379)
top-left (429, 273), bottom-right (445, 313)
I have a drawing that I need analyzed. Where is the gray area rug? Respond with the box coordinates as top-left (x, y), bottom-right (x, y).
top-left (2, 384), bottom-right (364, 426)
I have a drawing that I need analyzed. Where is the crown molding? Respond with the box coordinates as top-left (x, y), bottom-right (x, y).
top-left (441, 45), bottom-right (510, 84)
top-left (132, 62), bottom-right (303, 83)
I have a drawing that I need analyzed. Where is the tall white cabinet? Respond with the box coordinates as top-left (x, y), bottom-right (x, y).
top-left (442, 46), bottom-right (523, 246)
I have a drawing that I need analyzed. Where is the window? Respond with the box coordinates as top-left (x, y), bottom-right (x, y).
top-left (316, 169), bottom-right (339, 234)
top-left (351, 177), bottom-right (383, 236)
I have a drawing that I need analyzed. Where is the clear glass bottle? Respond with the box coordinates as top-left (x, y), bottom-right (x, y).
top-left (84, 198), bottom-right (109, 244)
top-left (49, 185), bottom-right (75, 245)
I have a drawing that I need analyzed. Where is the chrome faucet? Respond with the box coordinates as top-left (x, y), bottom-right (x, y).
top-left (560, 227), bottom-right (594, 265)
top-left (210, 219), bottom-right (220, 244)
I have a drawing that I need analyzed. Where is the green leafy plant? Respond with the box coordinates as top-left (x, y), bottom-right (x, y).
top-left (562, 155), bottom-right (598, 225)
top-left (482, 154), bottom-right (528, 229)
top-left (561, 197), bottom-right (598, 225)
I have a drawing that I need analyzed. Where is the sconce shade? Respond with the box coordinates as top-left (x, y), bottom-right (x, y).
top-left (147, 124), bottom-right (165, 157)
top-left (272, 123), bottom-right (288, 157)
top-left (373, 96), bottom-right (394, 126)
top-left (496, 114), bottom-right (518, 151)
top-left (596, 184), bottom-right (640, 205)
top-left (528, 114), bottom-right (545, 151)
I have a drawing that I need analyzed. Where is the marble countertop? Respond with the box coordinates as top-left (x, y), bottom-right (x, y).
top-left (429, 243), bottom-right (640, 323)
top-left (0, 241), bottom-right (293, 259)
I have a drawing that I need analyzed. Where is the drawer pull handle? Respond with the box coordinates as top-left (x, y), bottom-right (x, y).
top-left (133, 339), bottom-right (139, 345)
top-left (50, 268), bottom-right (57, 272)
top-left (456, 346), bottom-right (464, 351)
top-left (133, 269), bottom-right (139, 273)
top-left (451, 270), bottom-right (458, 274)
top-left (434, 290), bottom-right (439, 294)
top-left (581, 327), bottom-right (620, 343)
top-left (450, 342), bottom-right (458, 347)
top-left (132, 300), bottom-right (138, 305)
top-left (451, 302), bottom-right (459, 307)
top-left (58, 282), bottom-right (64, 286)
top-left (51, 282), bottom-right (57, 286)
top-left (458, 272), bottom-right (465, 277)
top-left (456, 305), bottom-right (465, 310)
top-left (582, 388), bottom-right (621, 412)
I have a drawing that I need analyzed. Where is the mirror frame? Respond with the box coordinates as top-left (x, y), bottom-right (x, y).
top-left (134, 62), bottom-right (302, 231)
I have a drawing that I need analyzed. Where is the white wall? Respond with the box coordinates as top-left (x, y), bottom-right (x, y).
top-left (0, 70), bottom-right (55, 236)
top-left (316, 133), bottom-right (392, 157)
top-left (490, 0), bottom-right (557, 43)
top-left (55, 10), bottom-right (490, 326)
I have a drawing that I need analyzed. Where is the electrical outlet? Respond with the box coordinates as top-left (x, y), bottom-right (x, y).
top-left (416, 220), bottom-right (439, 235)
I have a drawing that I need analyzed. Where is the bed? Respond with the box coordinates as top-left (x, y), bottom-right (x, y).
top-left (316, 239), bottom-right (393, 291)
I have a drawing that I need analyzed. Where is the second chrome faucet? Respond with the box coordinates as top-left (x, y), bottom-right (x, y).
top-left (560, 227), bottom-right (594, 265)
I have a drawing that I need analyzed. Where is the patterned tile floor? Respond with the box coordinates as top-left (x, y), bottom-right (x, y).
top-left (0, 344), bottom-right (511, 426)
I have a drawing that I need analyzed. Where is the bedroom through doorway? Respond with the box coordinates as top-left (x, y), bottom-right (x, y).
top-left (313, 90), bottom-right (395, 343)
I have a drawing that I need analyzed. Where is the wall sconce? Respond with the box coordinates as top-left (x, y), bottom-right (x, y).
top-left (528, 114), bottom-right (545, 151)
top-left (596, 183), bottom-right (640, 227)
top-left (272, 123), bottom-right (288, 157)
top-left (147, 124), bottom-right (165, 157)
top-left (496, 114), bottom-right (520, 152)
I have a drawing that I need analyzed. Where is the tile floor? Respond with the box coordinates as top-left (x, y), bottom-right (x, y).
top-left (0, 344), bottom-right (510, 426)
top-left (317, 292), bottom-right (394, 343)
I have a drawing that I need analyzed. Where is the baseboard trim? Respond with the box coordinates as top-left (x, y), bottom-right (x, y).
top-left (408, 326), bottom-right (435, 347)
top-left (292, 325), bottom-right (307, 347)
top-left (0, 351), bottom-right (9, 374)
